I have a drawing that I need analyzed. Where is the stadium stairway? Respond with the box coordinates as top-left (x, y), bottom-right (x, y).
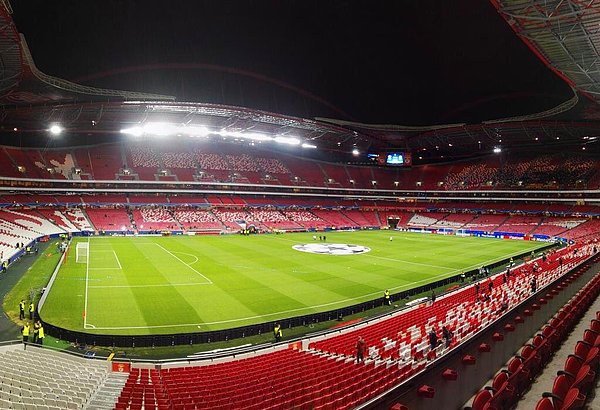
top-left (86, 372), bottom-right (129, 410)
top-left (527, 291), bottom-right (600, 409)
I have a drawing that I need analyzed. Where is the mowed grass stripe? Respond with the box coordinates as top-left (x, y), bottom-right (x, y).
top-left (40, 231), bottom-right (548, 335)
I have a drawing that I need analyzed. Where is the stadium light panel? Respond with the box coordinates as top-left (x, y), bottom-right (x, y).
top-left (274, 136), bottom-right (300, 145)
top-left (48, 124), bottom-right (64, 136)
top-left (120, 126), bottom-right (144, 137)
top-left (352, 148), bottom-right (360, 156)
top-left (182, 125), bottom-right (210, 137)
top-left (245, 133), bottom-right (273, 141)
top-left (301, 143), bottom-right (317, 149)
top-left (143, 122), bottom-right (178, 136)
top-left (493, 147), bottom-right (502, 153)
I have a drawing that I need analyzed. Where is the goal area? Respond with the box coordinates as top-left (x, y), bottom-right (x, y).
top-left (75, 242), bottom-right (89, 264)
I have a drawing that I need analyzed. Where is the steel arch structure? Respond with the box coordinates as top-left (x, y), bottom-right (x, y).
top-left (492, 0), bottom-right (600, 102)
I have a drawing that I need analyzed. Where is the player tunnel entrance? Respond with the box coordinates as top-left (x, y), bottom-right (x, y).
top-left (387, 216), bottom-right (400, 229)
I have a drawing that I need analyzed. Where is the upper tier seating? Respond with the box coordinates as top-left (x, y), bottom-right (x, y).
top-left (444, 157), bottom-right (501, 190)
top-left (129, 146), bottom-right (160, 168)
top-left (256, 157), bottom-right (290, 174)
top-left (40, 149), bottom-right (75, 179)
top-left (88, 145), bottom-right (122, 180)
top-left (161, 151), bottom-right (196, 169)
top-left (0, 144), bottom-right (599, 189)
top-left (225, 154), bottom-right (260, 172)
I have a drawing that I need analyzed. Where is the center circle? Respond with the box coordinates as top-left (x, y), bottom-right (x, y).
top-left (292, 243), bottom-right (371, 255)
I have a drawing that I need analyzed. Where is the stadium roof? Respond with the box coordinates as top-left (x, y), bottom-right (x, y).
top-left (0, 1), bottom-right (173, 107)
top-left (492, 0), bottom-right (600, 105)
top-left (0, 0), bottom-right (599, 161)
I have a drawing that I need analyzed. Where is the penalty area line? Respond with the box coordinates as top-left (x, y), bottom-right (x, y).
top-left (154, 244), bottom-right (212, 284)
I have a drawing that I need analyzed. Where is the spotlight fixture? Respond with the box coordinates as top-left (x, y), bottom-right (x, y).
top-left (49, 124), bottom-right (64, 136)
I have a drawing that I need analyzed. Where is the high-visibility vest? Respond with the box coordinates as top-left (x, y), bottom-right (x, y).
top-left (29, 303), bottom-right (34, 313)
top-left (22, 326), bottom-right (29, 336)
top-left (19, 302), bottom-right (24, 311)
top-left (38, 326), bottom-right (44, 339)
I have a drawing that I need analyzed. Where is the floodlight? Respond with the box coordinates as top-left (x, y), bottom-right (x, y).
top-left (274, 136), bottom-right (300, 145)
top-left (49, 124), bottom-right (64, 136)
top-left (120, 126), bottom-right (144, 137)
top-left (245, 133), bottom-right (273, 141)
top-left (183, 125), bottom-right (210, 137)
top-left (301, 143), bottom-right (317, 149)
top-left (143, 122), bottom-right (178, 136)
top-left (493, 147), bottom-right (502, 153)
top-left (352, 148), bottom-right (360, 156)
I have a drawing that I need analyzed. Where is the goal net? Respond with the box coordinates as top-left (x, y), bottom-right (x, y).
top-left (76, 242), bottom-right (89, 264)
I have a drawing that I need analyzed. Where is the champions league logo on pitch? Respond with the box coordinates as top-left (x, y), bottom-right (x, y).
top-left (293, 243), bottom-right (371, 255)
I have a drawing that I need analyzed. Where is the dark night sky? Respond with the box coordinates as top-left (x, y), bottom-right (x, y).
top-left (11, 1), bottom-right (574, 125)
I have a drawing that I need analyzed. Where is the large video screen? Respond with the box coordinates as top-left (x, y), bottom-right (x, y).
top-left (386, 152), bottom-right (405, 166)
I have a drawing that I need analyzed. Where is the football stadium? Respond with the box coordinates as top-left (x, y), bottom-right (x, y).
top-left (0, 1), bottom-right (600, 409)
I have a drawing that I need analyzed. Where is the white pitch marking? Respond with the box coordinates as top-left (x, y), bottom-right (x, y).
top-left (83, 237), bottom-right (90, 329)
top-left (88, 241), bottom-right (545, 330)
top-left (170, 251), bottom-right (199, 265)
top-left (89, 282), bottom-right (211, 289)
top-left (113, 250), bottom-right (122, 269)
top-left (88, 243), bottom-right (545, 330)
top-left (154, 244), bottom-right (212, 284)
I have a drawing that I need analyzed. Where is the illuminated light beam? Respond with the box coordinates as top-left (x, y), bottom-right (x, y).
top-left (70, 63), bottom-right (356, 120)
top-left (274, 136), bottom-right (300, 145)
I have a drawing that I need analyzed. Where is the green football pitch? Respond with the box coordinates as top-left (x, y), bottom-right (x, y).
top-left (39, 231), bottom-right (547, 336)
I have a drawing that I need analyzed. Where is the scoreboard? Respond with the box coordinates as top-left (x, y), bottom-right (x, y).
top-left (372, 151), bottom-right (412, 167)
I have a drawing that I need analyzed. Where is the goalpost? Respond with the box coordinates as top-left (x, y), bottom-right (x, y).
top-left (76, 242), bottom-right (89, 264)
